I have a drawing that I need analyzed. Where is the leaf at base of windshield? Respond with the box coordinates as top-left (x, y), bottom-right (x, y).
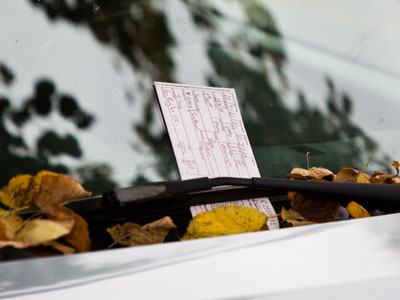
top-left (107, 216), bottom-right (176, 247)
top-left (182, 205), bottom-right (268, 240)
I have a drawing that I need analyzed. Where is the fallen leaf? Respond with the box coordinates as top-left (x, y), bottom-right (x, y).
top-left (183, 205), bottom-right (267, 240)
top-left (0, 171), bottom-right (92, 252)
top-left (33, 171), bottom-right (92, 208)
top-left (392, 177), bottom-right (400, 184)
top-left (16, 219), bottom-right (71, 245)
top-left (0, 174), bottom-right (35, 209)
top-left (346, 201), bottom-right (371, 219)
top-left (335, 167), bottom-right (370, 183)
top-left (107, 216), bottom-right (176, 247)
top-left (356, 172), bottom-right (371, 183)
top-left (0, 171), bottom-right (91, 210)
top-left (0, 219), bottom-right (71, 249)
top-left (280, 207), bottom-right (316, 227)
top-left (371, 161), bottom-right (400, 184)
top-left (34, 174), bottom-right (92, 252)
top-left (0, 215), bottom-right (24, 240)
top-left (371, 171), bottom-right (398, 184)
top-left (288, 191), bottom-right (339, 223)
top-left (62, 213), bottom-right (91, 252)
top-left (286, 167), bottom-right (335, 181)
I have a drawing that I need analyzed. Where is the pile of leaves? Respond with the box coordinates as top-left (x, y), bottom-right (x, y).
top-left (0, 161), bottom-right (399, 259)
top-left (281, 160), bottom-right (400, 226)
top-left (0, 171), bottom-right (91, 254)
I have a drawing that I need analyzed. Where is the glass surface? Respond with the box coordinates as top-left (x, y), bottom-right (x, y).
top-left (1, 0), bottom-right (399, 194)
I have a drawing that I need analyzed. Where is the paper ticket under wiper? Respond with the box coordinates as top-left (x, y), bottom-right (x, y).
top-left (154, 82), bottom-right (279, 229)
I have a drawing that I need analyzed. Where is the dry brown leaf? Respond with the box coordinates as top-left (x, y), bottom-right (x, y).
top-left (371, 171), bottom-right (397, 184)
top-left (288, 191), bottom-right (339, 223)
top-left (280, 207), bottom-right (316, 227)
top-left (62, 213), bottom-right (91, 252)
top-left (34, 174), bottom-right (91, 252)
top-left (0, 171), bottom-right (92, 252)
top-left (287, 168), bottom-right (309, 180)
top-left (392, 177), bottom-right (400, 184)
top-left (33, 171), bottom-right (92, 208)
top-left (371, 161), bottom-right (400, 184)
top-left (183, 205), bottom-right (268, 240)
top-left (107, 216), bottom-right (176, 247)
top-left (346, 201), bottom-right (371, 219)
top-left (286, 167), bottom-right (335, 181)
top-left (335, 167), bottom-right (370, 183)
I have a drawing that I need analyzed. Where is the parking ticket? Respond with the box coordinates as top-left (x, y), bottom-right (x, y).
top-left (154, 82), bottom-right (279, 229)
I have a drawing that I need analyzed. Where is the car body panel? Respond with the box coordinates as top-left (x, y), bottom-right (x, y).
top-left (2, 213), bottom-right (400, 299)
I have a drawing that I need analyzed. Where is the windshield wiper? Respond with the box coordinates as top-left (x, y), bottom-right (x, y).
top-left (60, 177), bottom-right (400, 221)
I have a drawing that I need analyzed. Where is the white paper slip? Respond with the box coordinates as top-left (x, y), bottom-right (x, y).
top-left (154, 81), bottom-right (279, 229)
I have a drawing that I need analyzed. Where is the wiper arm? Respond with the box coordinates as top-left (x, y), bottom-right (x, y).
top-left (62, 177), bottom-right (400, 221)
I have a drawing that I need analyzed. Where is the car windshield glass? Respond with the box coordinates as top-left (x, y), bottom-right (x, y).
top-left (1, 0), bottom-right (399, 195)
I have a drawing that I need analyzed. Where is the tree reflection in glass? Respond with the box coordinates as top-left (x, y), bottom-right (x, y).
top-left (0, 0), bottom-right (391, 195)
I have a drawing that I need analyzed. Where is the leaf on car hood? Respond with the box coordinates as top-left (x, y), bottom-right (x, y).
top-left (0, 170), bottom-right (92, 253)
top-left (335, 167), bottom-right (370, 183)
top-left (0, 214), bottom-right (24, 240)
top-left (34, 173), bottom-right (92, 252)
top-left (280, 207), bottom-right (316, 227)
top-left (286, 167), bottom-right (335, 181)
top-left (346, 201), bottom-right (371, 219)
top-left (107, 216), bottom-right (176, 247)
top-left (0, 170), bottom-right (91, 210)
top-left (288, 191), bottom-right (339, 223)
top-left (182, 205), bottom-right (268, 240)
top-left (0, 218), bottom-right (72, 249)
top-left (371, 171), bottom-right (400, 184)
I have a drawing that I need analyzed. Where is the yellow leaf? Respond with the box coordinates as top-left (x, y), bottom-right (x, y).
top-left (0, 218), bottom-right (72, 249)
top-left (346, 201), bottom-right (371, 219)
top-left (33, 174), bottom-right (92, 252)
top-left (0, 174), bottom-right (35, 209)
top-left (0, 215), bottom-right (24, 240)
top-left (15, 219), bottom-right (71, 246)
top-left (107, 216), bottom-right (176, 247)
top-left (183, 205), bottom-right (267, 240)
top-left (0, 170), bottom-right (92, 210)
top-left (356, 172), bottom-right (371, 183)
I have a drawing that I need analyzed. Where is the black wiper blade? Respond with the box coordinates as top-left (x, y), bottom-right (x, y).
top-left (62, 177), bottom-right (400, 221)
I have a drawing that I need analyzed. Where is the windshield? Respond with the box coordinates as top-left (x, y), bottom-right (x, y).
top-left (1, 0), bottom-right (399, 195)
